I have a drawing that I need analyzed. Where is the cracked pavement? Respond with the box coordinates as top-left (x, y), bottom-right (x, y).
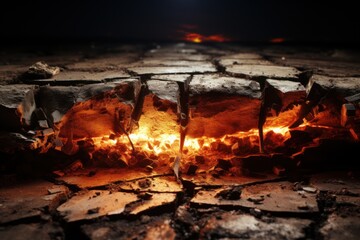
top-left (1, 43), bottom-right (360, 239)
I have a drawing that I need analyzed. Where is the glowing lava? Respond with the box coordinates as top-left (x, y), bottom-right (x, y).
top-left (92, 125), bottom-right (291, 158)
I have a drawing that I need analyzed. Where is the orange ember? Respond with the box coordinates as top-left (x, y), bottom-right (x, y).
top-left (185, 33), bottom-right (203, 43)
top-left (89, 102), bottom-right (302, 163)
top-left (92, 125), bottom-right (291, 160)
top-left (270, 38), bottom-right (285, 43)
top-left (184, 33), bottom-right (230, 43)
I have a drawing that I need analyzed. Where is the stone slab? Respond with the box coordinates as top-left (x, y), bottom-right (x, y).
top-left (128, 63), bottom-right (216, 75)
top-left (219, 58), bottom-right (273, 67)
top-left (57, 168), bottom-right (171, 189)
top-left (226, 65), bottom-right (301, 79)
top-left (308, 74), bottom-right (360, 96)
top-left (119, 176), bottom-right (182, 193)
top-left (151, 74), bottom-right (191, 83)
top-left (57, 190), bottom-right (138, 222)
top-left (182, 172), bottom-right (279, 187)
top-left (191, 181), bottom-right (319, 213)
top-left (190, 74), bottom-right (261, 98)
top-left (129, 193), bottom-right (177, 215)
top-left (29, 70), bottom-right (130, 84)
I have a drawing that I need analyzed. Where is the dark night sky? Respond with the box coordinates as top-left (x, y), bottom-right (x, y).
top-left (1, 0), bottom-right (359, 44)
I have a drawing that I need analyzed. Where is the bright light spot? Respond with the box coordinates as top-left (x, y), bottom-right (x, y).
top-left (184, 33), bottom-right (230, 43)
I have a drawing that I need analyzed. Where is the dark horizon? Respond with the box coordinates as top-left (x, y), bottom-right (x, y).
top-left (1, 0), bottom-right (359, 45)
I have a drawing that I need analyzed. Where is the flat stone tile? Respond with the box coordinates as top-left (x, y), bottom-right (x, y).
top-left (182, 172), bottom-right (279, 187)
top-left (219, 58), bottom-right (273, 67)
top-left (144, 53), bottom-right (211, 61)
top-left (270, 57), bottom-right (360, 77)
top-left (27, 70), bottom-right (130, 84)
top-left (133, 59), bottom-right (209, 66)
top-left (57, 190), bottom-right (138, 222)
top-left (151, 74), bottom-right (191, 82)
top-left (191, 181), bottom-right (319, 213)
top-left (190, 74), bottom-right (261, 98)
top-left (119, 176), bottom-right (182, 193)
top-left (57, 168), bottom-right (171, 189)
top-left (0, 181), bottom-right (69, 224)
top-left (266, 79), bottom-right (305, 93)
top-left (128, 64), bottom-right (216, 75)
top-left (201, 212), bottom-right (312, 240)
top-left (129, 193), bottom-right (177, 215)
top-left (226, 65), bottom-right (301, 79)
top-left (308, 74), bottom-right (360, 96)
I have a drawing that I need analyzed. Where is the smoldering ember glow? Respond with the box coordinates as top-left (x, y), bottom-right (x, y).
top-left (270, 38), bottom-right (286, 43)
top-left (184, 33), bottom-right (231, 43)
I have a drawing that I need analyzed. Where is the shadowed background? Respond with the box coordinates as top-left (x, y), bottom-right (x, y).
top-left (0, 0), bottom-right (359, 44)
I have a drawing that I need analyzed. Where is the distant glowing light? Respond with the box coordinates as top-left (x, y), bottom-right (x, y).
top-left (184, 33), bottom-right (203, 43)
top-left (270, 38), bottom-right (285, 43)
top-left (184, 33), bottom-right (230, 43)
